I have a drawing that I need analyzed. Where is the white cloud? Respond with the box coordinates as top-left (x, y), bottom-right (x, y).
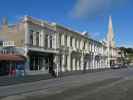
top-left (118, 42), bottom-right (133, 48)
top-left (70, 0), bottom-right (128, 19)
top-left (118, 44), bottom-right (133, 48)
top-left (88, 32), bottom-right (102, 40)
top-left (92, 32), bottom-right (101, 37)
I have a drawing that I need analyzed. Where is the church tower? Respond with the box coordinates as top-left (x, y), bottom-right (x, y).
top-left (107, 16), bottom-right (115, 48)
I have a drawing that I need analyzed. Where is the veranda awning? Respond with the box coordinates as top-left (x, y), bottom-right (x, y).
top-left (0, 54), bottom-right (25, 61)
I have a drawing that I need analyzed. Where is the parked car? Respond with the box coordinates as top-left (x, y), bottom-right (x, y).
top-left (111, 64), bottom-right (121, 69)
top-left (121, 64), bottom-right (128, 68)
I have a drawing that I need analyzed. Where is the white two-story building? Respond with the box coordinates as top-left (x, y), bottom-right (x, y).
top-left (0, 16), bottom-right (118, 76)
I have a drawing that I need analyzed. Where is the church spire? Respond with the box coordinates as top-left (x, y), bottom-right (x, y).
top-left (108, 16), bottom-right (113, 33)
top-left (107, 16), bottom-right (115, 47)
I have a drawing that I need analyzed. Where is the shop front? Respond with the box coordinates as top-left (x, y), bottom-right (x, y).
top-left (0, 54), bottom-right (25, 76)
top-left (28, 51), bottom-right (56, 76)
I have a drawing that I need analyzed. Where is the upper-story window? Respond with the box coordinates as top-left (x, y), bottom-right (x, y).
top-left (72, 38), bottom-right (75, 48)
top-left (78, 40), bottom-right (80, 49)
top-left (61, 34), bottom-right (64, 46)
top-left (99, 46), bottom-right (101, 53)
top-left (49, 35), bottom-right (53, 48)
top-left (88, 42), bottom-right (90, 51)
top-left (66, 35), bottom-right (70, 47)
top-left (76, 39), bottom-right (79, 49)
top-left (90, 42), bottom-right (92, 51)
top-left (94, 43), bottom-right (96, 52)
top-left (59, 33), bottom-right (61, 47)
top-left (80, 40), bottom-right (82, 49)
top-left (29, 30), bottom-right (33, 45)
top-left (75, 39), bottom-right (77, 48)
top-left (0, 41), bottom-right (3, 46)
top-left (70, 37), bottom-right (73, 47)
top-left (95, 43), bottom-right (97, 52)
top-left (45, 34), bottom-right (48, 48)
top-left (85, 42), bottom-right (88, 50)
top-left (65, 35), bottom-right (67, 46)
top-left (36, 32), bottom-right (39, 46)
top-left (83, 41), bottom-right (85, 49)
top-left (45, 34), bottom-right (53, 49)
top-left (92, 42), bottom-right (94, 52)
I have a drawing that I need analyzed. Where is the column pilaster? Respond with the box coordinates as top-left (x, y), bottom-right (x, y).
top-left (80, 53), bottom-right (84, 70)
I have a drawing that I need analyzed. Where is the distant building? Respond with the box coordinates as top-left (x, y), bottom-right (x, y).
top-left (0, 16), bottom-right (119, 76)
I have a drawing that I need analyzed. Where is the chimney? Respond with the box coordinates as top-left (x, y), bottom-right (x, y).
top-left (1, 17), bottom-right (8, 32)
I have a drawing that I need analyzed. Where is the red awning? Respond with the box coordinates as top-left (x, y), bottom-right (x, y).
top-left (0, 54), bottom-right (25, 61)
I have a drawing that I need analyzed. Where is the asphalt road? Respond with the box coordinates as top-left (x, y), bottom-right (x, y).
top-left (1, 68), bottom-right (133, 100)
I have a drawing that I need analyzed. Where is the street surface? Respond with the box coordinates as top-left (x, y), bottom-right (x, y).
top-left (1, 68), bottom-right (133, 100)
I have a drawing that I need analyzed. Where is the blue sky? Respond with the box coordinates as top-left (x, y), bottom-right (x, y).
top-left (0, 0), bottom-right (132, 47)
